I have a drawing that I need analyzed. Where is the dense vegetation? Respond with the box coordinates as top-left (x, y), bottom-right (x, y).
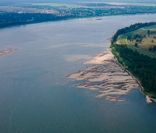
top-left (111, 22), bottom-right (156, 98)
top-left (0, 13), bottom-right (73, 28)
top-left (111, 44), bottom-right (156, 97)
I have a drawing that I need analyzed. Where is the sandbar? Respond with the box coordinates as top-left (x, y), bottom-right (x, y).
top-left (0, 48), bottom-right (18, 56)
top-left (67, 49), bottom-right (141, 102)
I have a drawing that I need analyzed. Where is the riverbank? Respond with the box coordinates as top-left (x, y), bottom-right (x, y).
top-left (110, 22), bottom-right (156, 103)
top-left (111, 43), bottom-right (156, 103)
top-left (66, 49), bottom-right (148, 102)
top-left (111, 49), bottom-right (154, 103)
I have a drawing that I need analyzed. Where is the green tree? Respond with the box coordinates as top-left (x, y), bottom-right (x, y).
top-left (134, 42), bottom-right (138, 47)
top-left (147, 30), bottom-right (150, 37)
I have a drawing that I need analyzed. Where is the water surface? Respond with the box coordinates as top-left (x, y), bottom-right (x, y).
top-left (0, 14), bottom-right (156, 133)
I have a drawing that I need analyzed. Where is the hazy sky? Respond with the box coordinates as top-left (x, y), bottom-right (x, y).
top-left (1, 0), bottom-right (156, 2)
top-left (1, 0), bottom-right (156, 4)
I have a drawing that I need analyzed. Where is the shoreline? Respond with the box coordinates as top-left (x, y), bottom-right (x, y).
top-left (112, 50), bottom-right (155, 103)
top-left (66, 49), bottom-right (146, 102)
top-left (67, 48), bottom-right (155, 103)
top-left (0, 13), bottom-right (156, 30)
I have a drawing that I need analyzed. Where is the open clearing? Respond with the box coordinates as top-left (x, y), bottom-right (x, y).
top-left (117, 25), bottom-right (156, 58)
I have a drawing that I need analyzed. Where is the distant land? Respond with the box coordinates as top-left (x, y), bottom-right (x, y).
top-left (1, 2), bottom-right (156, 28)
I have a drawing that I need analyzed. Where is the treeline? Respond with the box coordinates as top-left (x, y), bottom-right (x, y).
top-left (112, 44), bottom-right (156, 97)
top-left (111, 22), bottom-right (156, 44)
top-left (127, 34), bottom-right (146, 43)
top-left (0, 13), bottom-right (72, 28)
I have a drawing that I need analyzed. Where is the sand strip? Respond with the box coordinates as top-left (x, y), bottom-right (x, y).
top-left (66, 49), bottom-right (142, 102)
top-left (0, 48), bottom-right (18, 56)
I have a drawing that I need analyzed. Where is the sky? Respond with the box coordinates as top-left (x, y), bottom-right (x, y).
top-left (1, 0), bottom-right (156, 2)
top-left (0, 0), bottom-right (156, 5)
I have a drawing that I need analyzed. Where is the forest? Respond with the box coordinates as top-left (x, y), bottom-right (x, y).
top-left (111, 44), bottom-right (156, 97)
top-left (0, 13), bottom-right (72, 28)
top-left (111, 22), bottom-right (156, 98)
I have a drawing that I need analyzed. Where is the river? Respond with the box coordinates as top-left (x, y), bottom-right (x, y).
top-left (0, 14), bottom-right (156, 133)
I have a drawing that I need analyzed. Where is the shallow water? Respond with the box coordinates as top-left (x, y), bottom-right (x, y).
top-left (1, 14), bottom-right (156, 133)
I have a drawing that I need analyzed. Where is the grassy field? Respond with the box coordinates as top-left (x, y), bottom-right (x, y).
top-left (31, 3), bottom-right (79, 8)
top-left (117, 25), bottom-right (156, 58)
top-left (107, 2), bottom-right (156, 7)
